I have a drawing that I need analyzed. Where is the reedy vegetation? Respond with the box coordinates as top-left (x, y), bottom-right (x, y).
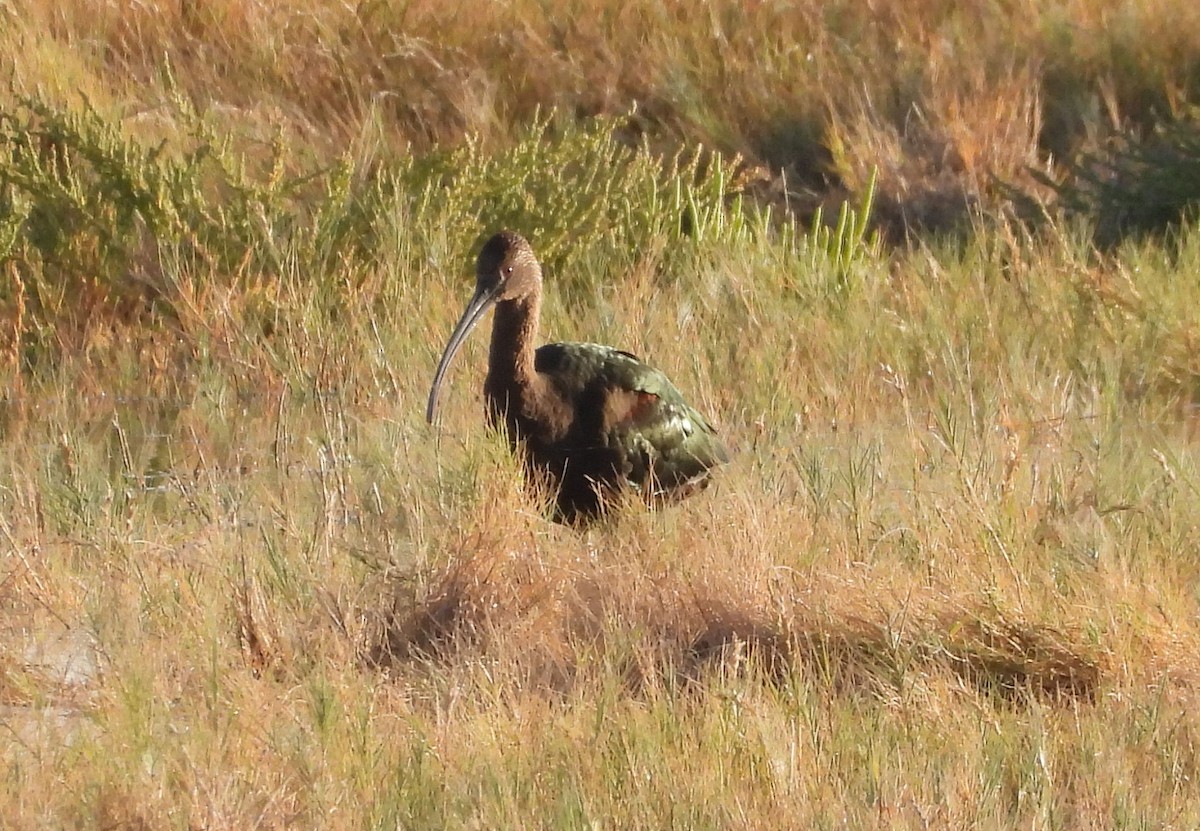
top-left (3, 0), bottom-right (1200, 828)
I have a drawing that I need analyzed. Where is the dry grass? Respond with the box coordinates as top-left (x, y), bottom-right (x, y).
top-left (5, 222), bottom-right (1200, 826)
top-left (8, 0), bottom-right (1200, 236)
top-left (5, 0), bottom-right (1200, 828)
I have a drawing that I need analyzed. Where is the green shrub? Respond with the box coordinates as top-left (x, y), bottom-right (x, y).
top-left (1037, 112), bottom-right (1200, 246)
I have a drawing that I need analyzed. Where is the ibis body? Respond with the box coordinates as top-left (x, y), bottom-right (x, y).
top-left (427, 231), bottom-right (729, 522)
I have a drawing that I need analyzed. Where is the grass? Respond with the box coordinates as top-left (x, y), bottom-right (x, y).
top-left (9, 0), bottom-right (1200, 236)
top-left (4, 0), bottom-right (1200, 828)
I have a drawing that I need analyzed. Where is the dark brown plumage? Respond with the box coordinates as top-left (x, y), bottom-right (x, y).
top-left (427, 231), bottom-right (729, 522)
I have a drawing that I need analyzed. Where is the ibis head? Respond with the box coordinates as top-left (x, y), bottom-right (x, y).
top-left (426, 232), bottom-right (542, 423)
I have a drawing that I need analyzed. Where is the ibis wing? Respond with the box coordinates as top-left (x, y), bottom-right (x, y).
top-left (607, 382), bottom-right (730, 493)
top-left (536, 342), bottom-right (729, 494)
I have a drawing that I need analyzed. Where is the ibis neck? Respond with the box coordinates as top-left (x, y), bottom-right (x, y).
top-left (487, 293), bottom-right (541, 404)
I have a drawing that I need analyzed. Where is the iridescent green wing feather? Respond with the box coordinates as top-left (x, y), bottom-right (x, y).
top-left (535, 342), bottom-right (730, 494)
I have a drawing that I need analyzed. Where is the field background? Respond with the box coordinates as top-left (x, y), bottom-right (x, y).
top-left (4, 1), bottom-right (1200, 828)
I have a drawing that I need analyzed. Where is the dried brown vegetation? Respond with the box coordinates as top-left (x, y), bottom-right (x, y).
top-left (5, 0), bottom-right (1200, 827)
top-left (10, 0), bottom-right (1200, 238)
top-left (381, 525), bottom-right (1109, 704)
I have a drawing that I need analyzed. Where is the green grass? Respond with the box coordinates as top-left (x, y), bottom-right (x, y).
top-left (4, 1), bottom-right (1200, 828)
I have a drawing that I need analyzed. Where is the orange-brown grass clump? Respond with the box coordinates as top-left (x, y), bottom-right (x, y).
top-left (379, 488), bottom-right (1110, 705)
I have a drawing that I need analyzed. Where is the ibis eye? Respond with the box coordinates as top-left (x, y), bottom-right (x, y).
top-left (505, 266), bottom-right (514, 275)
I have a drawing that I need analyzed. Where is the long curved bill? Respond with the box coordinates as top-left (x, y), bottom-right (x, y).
top-left (426, 284), bottom-right (500, 423)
